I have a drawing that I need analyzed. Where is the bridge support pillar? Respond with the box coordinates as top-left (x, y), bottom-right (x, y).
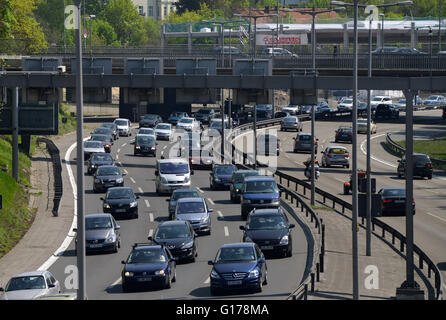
top-left (343, 23), bottom-right (349, 54)
top-left (188, 24), bottom-right (192, 55)
top-left (410, 22), bottom-right (417, 49)
top-left (377, 23), bottom-right (382, 49)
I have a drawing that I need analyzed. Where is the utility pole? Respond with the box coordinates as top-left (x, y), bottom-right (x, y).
top-left (12, 87), bottom-right (19, 182)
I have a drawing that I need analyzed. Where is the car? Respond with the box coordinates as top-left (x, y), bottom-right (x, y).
top-left (100, 123), bottom-right (119, 140)
top-left (213, 46), bottom-right (247, 56)
top-left (101, 187), bottom-right (139, 219)
top-left (300, 105), bottom-right (313, 115)
top-left (210, 164), bottom-right (238, 190)
top-left (74, 213), bottom-right (121, 254)
top-left (356, 101), bottom-right (368, 114)
top-left (194, 108), bottom-right (216, 124)
top-left (321, 146), bottom-right (350, 168)
top-left (93, 165), bottom-right (125, 193)
top-left (178, 132), bottom-right (201, 158)
top-left (335, 126), bottom-right (353, 143)
top-left (137, 127), bottom-right (156, 138)
top-left (392, 47), bottom-right (427, 55)
top-left (378, 188), bottom-right (415, 216)
top-left (280, 116), bottom-right (303, 132)
top-left (293, 132), bottom-right (318, 153)
top-left (256, 104), bottom-right (273, 119)
top-left (337, 98), bottom-right (353, 112)
top-left (274, 111), bottom-right (290, 118)
top-left (90, 134), bottom-right (113, 153)
top-left (423, 95), bottom-right (446, 109)
top-left (134, 134), bottom-right (157, 157)
top-left (208, 242), bottom-right (267, 295)
top-left (315, 105), bottom-right (335, 119)
top-left (375, 104), bottom-right (399, 120)
top-left (393, 97), bottom-right (423, 110)
top-left (0, 271), bottom-right (61, 300)
top-left (282, 105), bottom-right (300, 115)
top-left (317, 101), bottom-right (329, 108)
top-left (261, 47), bottom-right (297, 58)
top-left (114, 118), bottom-right (132, 137)
top-left (370, 96), bottom-right (392, 109)
top-left (83, 140), bottom-right (105, 159)
top-left (443, 106), bottom-right (446, 120)
top-left (168, 112), bottom-right (188, 126)
top-left (357, 118), bottom-right (377, 134)
top-left (154, 123), bottom-right (172, 141)
top-left (151, 220), bottom-right (198, 262)
top-left (230, 170), bottom-right (260, 203)
top-left (371, 46), bottom-right (398, 54)
top-left (139, 114), bottom-right (162, 128)
top-left (240, 208), bottom-right (294, 257)
top-left (240, 176), bottom-right (280, 220)
top-left (176, 117), bottom-right (200, 132)
top-left (87, 152), bottom-right (114, 175)
top-left (208, 119), bottom-right (229, 136)
top-left (166, 188), bottom-right (201, 219)
top-left (155, 158), bottom-right (193, 195)
top-left (189, 148), bottom-right (214, 169)
top-left (257, 132), bottom-right (280, 156)
top-left (121, 244), bottom-right (177, 292)
top-left (174, 197), bottom-right (212, 235)
top-left (397, 153), bottom-right (433, 179)
top-left (91, 127), bottom-right (114, 142)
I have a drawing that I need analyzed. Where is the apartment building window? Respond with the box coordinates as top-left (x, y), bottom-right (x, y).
top-left (164, 6), bottom-right (167, 16)
top-left (148, 6), bottom-right (153, 16)
top-left (138, 6), bottom-right (145, 16)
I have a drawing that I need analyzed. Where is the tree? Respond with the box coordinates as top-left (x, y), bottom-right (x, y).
top-left (92, 18), bottom-right (119, 46)
top-left (84, 0), bottom-right (110, 16)
top-left (174, 0), bottom-right (201, 15)
top-left (0, 0), bottom-right (16, 38)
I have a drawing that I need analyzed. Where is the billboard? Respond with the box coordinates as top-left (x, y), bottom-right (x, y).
top-left (256, 33), bottom-right (308, 46)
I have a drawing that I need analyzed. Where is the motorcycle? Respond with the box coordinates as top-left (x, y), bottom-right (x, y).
top-left (303, 158), bottom-right (320, 180)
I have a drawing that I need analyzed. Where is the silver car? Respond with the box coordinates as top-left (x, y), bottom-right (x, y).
top-left (293, 132), bottom-right (318, 153)
top-left (0, 271), bottom-right (61, 300)
top-left (321, 146), bottom-right (350, 168)
top-left (174, 197), bottom-right (213, 235)
top-left (281, 116), bottom-right (303, 132)
top-left (84, 140), bottom-right (105, 159)
top-left (154, 123), bottom-right (172, 141)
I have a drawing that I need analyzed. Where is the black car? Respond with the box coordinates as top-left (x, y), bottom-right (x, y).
top-left (240, 208), bottom-right (294, 258)
top-left (90, 134), bottom-right (113, 153)
top-left (442, 106), bottom-right (446, 120)
top-left (102, 187), bottom-right (139, 219)
top-left (100, 123), bottom-right (119, 140)
top-left (397, 153), bottom-right (433, 179)
top-left (210, 164), bottom-right (238, 190)
top-left (375, 104), bottom-right (399, 120)
top-left (134, 134), bottom-right (157, 156)
top-left (166, 188), bottom-right (200, 219)
top-left (194, 108), bottom-right (216, 124)
top-left (150, 220), bottom-right (198, 262)
top-left (315, 105), bottom-right (335, 119)
top-left (335, 126), bottom-right (353, 143)
top-left (378, 188), bottom-right (416, 216)
top-left (274, 111), bottom-right (290, 118)
top-left (93, 165), bottom-right (125, 193)
top-left (92, 127), bottom-right (114, 141)
top-left (87, 152), bottom-right (114, 175)
top-left (121, 244), bottom-right (177, 292)
top-left (139, 114), bottom-right (162, 128)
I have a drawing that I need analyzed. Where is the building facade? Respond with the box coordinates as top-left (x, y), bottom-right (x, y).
top-left (131, 0), bottom-right (176, 20)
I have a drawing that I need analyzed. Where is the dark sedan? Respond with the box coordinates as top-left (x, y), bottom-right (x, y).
top-left (378, 188), bottom-right (415, 216)
top-left (102, 187), bottom-right (139, 219)
top-left (229, 170), bottom-right (260, 203)
top-left (134, 134), bottom-right (157, 157)
top-left (240, 208), bottom-right (294, 258)
top-left (100, 123), bottom-right (119, 140)
top-left (74, 213), bottom-right (121, 254)
top-left (210, 164), bottom-right (238, 190)
top-left (90, 134), bottom-right (113, 153)
top-left (335, 127), bottom-right (353, 143)
top-left (87, 152), bottom-right (114, 175)
top-left (139, 114), bottom-right (162, 128)
top-left (397, 153), bottom-right (433, 179)
top-left (93, 165), bottom-right (125, 193)
top-left (166, 188), bottom-right (200, 219)
top-left (151, 220), bottom-right (198, 262)
top-left (208, 242), bottom-right (267, 295)
top-left (92, 127), bottom-right (114, 141)
top-left (121, 244), bottom-right (177, 292)
top-left (375, 104), bottom-right (399, 120)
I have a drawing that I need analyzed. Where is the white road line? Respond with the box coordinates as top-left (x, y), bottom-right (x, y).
top-left (334, 177), bottom-right (345, 183)
top-left (111, 278), bottom-right (121, 287)
top-left (224, 226), bottom-right (229, 237)
top-left (204, 277), bottom-right (210, 284)
top-left (163, 146), bottom-right (167, 150)
top-left (130, 177), bottom-right (136, 184)
top-left (145, 199), bottom-right (151, 208)
top-left (425, 212), bottom-right (446, 224)
top-left (138, 187), bottom-right (144, 193)
top-left (122, 143), bottom-right (127, 147)
top-left (116, 154), bottom-right (119, 160)
top-left (149, 213), bottom-right (154, 222)
top-left (117, 148), bottom-right (121, 153)
top-left (217, 210), bottom-right (223, 218)
top-left (197, 187), bottom-right (204, 194)
top-left (148, 229), bottom-right (153, 237)
top-left (207, 198), bottom-right (215, 205)
top-left (123, 169), bottom-right (128, 174)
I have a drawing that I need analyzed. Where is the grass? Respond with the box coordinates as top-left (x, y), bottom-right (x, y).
top-left (311, 204), bottom-right (335, 212)
top-left (393, 136), bottom-right (446, 170)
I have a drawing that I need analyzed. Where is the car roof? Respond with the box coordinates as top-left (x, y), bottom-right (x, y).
top-left (158, 220), bottom-right (190, 227)
top-left (11, 270), bottom-right (48, 278)
top-left (157, 158), bottom-right (188, 164)
top-left (244, 175), bottom-right (275, 182)
top-left (96, 165), bottom-right (118, 169)
top-left (220, 242), bottom-right (256, 249)
top-left (381, 187), bottom-right (405, 191)
top-left (132, 244), bottom-right (163, 251)
top-left (107, 187), bottom-right (133, 192)
top-left (177, 197), bottom-right (204, 203)
top-left (249, 208), bottom-right (284, 216)
top-left (156, 123), bottom-right (171, 126)
top-left (327, 146), bottom-right (348, 150)
top-left (179, 117), bottom-right (194, 120)
top-left (234, 170), bottom-right (258, 174)
top-left (172, 188), bottom-right (198, 193)
top-left (85, 213), bottom-right (113, 219)
top-left (215, 164), bottom-right (236, 167)
top-left (114, 118), bottom-right (129, 121)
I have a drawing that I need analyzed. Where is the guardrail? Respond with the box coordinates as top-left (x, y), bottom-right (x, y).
top-left (36, 137), bottom-right (62, 217)
top-left (229, 116), bottom-right (443, 300)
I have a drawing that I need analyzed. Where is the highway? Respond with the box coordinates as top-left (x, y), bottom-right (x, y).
top-left (46, 126), bottom-right (309, 300)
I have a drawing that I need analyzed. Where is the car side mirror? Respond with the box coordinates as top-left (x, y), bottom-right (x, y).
top-left (155, 170), bottom-right (159, 176)
top-left (321, 151), bottom-right (324, 154)
top-left (72, 228), bottom-right (77, 233)
top-left (100, 197), bottom-right (104, 201)
top-left (148, 236), bottom-right (153, 241)
top-left (190, 170), bottom-right (194, 175)
top-left (136, 196), bottom-right (140, 199)
top-left (208, 260), bottom-right (214, 265)
top-left (122, 173), bottom-right (127, 176)
top-left (239, 225), bottom-right (245, 230)
top-left (0, 288), bottom-right (4, 292)
top-left (166, 199), bottom-right (170, 202)
top-left (289, 224), bottom-right (295, 229)
top-left (208, 208), bottom-right (214, 213)
top-left (115, 225), bottom-right (120, 230)
top-left (194, 232), bottom-right (198, 237)
top-left (48, 283), bottom-right (56, 288)
top-left (170, 257), bottom-right (179, 262)
top-left (121, 260), bottom-right (126, 265)
top-left (259, 257), bottom-right (265, 264)
top-left (397, 160), bottom-right (401, 163)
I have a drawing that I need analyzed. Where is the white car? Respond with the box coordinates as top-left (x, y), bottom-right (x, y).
top-left (155, 158), bottom-right (193, 195)
top-left (282, 105), bottom-right (300, 115)
top-left (154, 123), bottom-right (172, 141)
top-left (423, 95), bottom-right (445, 108)
top-left (113, 118), bottom-right (132, 137)
top-left (338, 98), bottom-right (353, 112)
top-left (176, 117), bottom-right (199, 132)
top-left (370, 96), bottom-right (393, 109)
top-left (0, 271), bottom-right (61, 300)
top-left (138, 127), bottom-right (156, 139)
top-left (84, 140), bottom-right (105, 159)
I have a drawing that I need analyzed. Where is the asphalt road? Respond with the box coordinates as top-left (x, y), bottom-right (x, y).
top-left (47, 126), bottom-right (309, 300)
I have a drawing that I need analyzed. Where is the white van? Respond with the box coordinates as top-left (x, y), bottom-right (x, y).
top-left (113, 118), bottom-right (132, 137)
top-left (155, 158), bottom-right (193, 195)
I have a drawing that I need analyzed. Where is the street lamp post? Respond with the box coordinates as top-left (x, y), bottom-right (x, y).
top-left (379, 13), bottom-right (385, 48)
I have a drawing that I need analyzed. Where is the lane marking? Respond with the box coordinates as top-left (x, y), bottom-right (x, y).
top-left (148, 229), bottom-right (153, 237)
top-left (204, 277), bottom-right (210, 284)
top-left (117, 148), bottom-right (121, 153)
top-left (111, 277), bottom-right (121, 287)
top-left (130, 177), bottom-right (136, 184)
top-left (116, 154), bottom-right (119, 160)
top-left (123, 169), bottom-right (128, 174)
top-left (145, 199), bottom-right (151, 208)
top-left (207, 198), bottom-right (215, 205)
top-left (138, 187), bottom-right (144, 193)
top-left (425, 212), bottom-right (446, 224)
top-left (122, 143), bottom-right (127, 147)
top-left (217, 210), bottom-right (224, 218)
top-left (197, 187), bottom-right (204, 194)
top-left (163, 146), bottom-right (167, 150)
top-left (149, 213), bottom-right (154, 222)
top-left (224, 226), bottom-right (229, 237)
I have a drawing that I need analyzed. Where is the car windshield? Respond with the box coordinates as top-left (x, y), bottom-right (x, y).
top-left (172, 191), bottom-right (199, 201)
top-left (215, 166), bottom-right (235, 175)
top-left (357, 120), bottom-right (367, 124)
top-left (155, 225), bottom-right (190, 239)
top-left (137, 136), bottom-right (155, 144)
top-left (427, 96), bottom-right (438, 100)
top-left (115, 120), bottom-right (127, 126)
top-left (177, 201), bottom-right (205, 214)
top-left (91, 135), bottom-right (108, 142)
top-left (372, 97), bottom-right (383, 102)
top-left (179, 118), bottom-right (193, 124)
top-left (284, 117), bottom-right (297, 122)
top-left (94, 128), bottom-right (110, 134)
top-left (198, 109), bottom-right (210, 114)
top-left (170, 113), bottom-right (182, 117)
top-left (343, 99), bottom-right (353, 104)
top-left (328, 148), bottom-right (348, 154)
top-left (216, 247), bottom-right (256, 263)
top-left (398, 99), bottom-right (406, 103)
top-left (156, 124), bottom-right (170, 130)
top-left (97, 167), bottom-right (120, 176)
top-left (101, 123), bottom-right (114, 129)
top-left (139, 129), bottom-right (154, 135)
top-left (298, 135), bottom-right (311, 141)
top-left (413, 155), bottom-right (430, 164)
top-left (244, 180), bottom-right (278, 193)
top-left (85, 216), bottom-right (112, 230)
top-left (234, 172), bottom-right (258, 184)
top-left (247, 215), bottom-right (287, 230)
top-left (106, 189), bottom-right (133, 199)
top-left (92, 154), bottom-right (113, 162)
top-left (159, 162), bottom-right (189, 174)
top-left (210, 121), bottom-right (228, 129)
top-left (85, 141), bottom-right (102, 148)
top-left (127, 249), bottom-right (167, 264)
top-left (382, 189), bottom-right (405, 197)
top-left (338, 128), bottom-right (352, 133)
top-left (143, 115), bottom-right (157, 119)
top-left (6, 276), bottom-right (46, 291)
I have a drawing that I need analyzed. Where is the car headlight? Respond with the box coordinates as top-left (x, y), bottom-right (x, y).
top-left (190, 159), bottom-right (196, 163)
top-left (182, 240), bottom-right (194, 249)
top-left (201, 215), bottom-right (210, 223)
top-left (135, 145), bottom-right (141, 149)
top-left (280, 235), bottom-right (289, 245)
top-left (249, 269), bottom-right (260, 278)
top-left (104, 203), bottom-right (111, 209)
top-left (91, 164), bottom-right (96, 168)
top-left (105, 234), bottom-right (116, 243)
top-left (210, 269), bottom-right (221, 279)
top-left (272, 199), bottom-right (280, 204)
top-left (235, 188), bottom-right (240, 192)
top-left (124, 271), bottom-right (134, 277)
top-left (116, 178), bottom-right (123, 183)
top-left (161, 177), bottom-right (168, 184)
top-left (130, 201), bottom-right (138, 208)
top-left (214, 178), bottom-right (220, 182)
top-left (183, 176), bottom-right (190, 183)
top-left (94, 178), bottom-right (101, 183)
top-left (242, 199), bottom-right (251, 204)
top-left (155, 270), bottom-right (165, 275)
top-left (151, 146), bottom-right (156, 150)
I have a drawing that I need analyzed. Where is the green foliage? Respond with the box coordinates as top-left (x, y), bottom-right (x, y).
top-left (0, 0), bottom-right (16, 38)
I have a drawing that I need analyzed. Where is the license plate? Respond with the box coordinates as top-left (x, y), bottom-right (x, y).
top-left (89, 244), bottom-right (102, 248)
top-left (137, 277), bottom-right (152, 282)
top-left (394, 200), bottom-right (404, 203)
top-left (105, 183), bottom-right (114, 187)
top-left (261, 246), bottom-right (274, 250)
top-left (227, 280), bottom-right (242, 286)
top-left (115, 209), bottom-right (126, 213)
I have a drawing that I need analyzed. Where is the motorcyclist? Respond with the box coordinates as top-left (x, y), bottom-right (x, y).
top-left (304, 157), bottom-right (320, 179)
